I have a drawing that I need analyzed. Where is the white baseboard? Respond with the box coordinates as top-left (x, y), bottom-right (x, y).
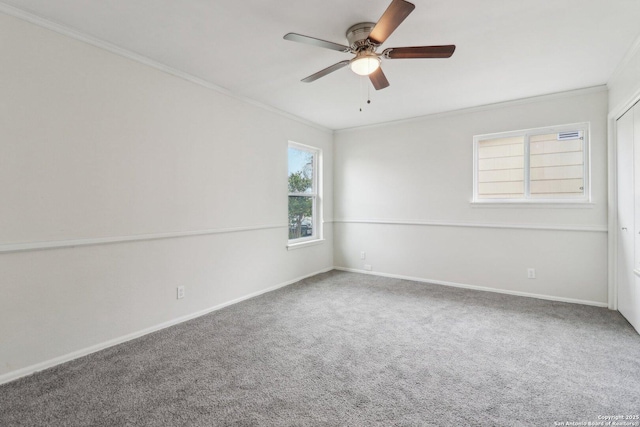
top-left (1, 265), bottom-right (608, 385)
top-left (0, 267), bottom-right (333, 386)
top-left (334, 266), bottom-right (609, 308)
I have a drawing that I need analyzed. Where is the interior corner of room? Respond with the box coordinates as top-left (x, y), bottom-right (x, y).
top-left (1, 2), bottom-right (640, 419)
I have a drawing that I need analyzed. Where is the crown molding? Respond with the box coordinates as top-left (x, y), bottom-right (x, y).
top-left (607, 31), bottom-right (640, 88)
top-left (0, 3), bottom-right (333, 135)
top-left (335, 85), bottom-right (608, 134)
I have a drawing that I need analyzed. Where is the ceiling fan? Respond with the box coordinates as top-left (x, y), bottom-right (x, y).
top-left (283, 0), bottom-right (455, 90)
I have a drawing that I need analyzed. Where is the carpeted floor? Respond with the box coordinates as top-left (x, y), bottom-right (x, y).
top-left (1, 270), bottom-right (639, 426)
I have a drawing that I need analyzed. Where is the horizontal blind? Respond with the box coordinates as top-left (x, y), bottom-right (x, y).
top-left (477, 136), bottom-right (524, 199)
top-left (529, 133), bottom-right (584, 199)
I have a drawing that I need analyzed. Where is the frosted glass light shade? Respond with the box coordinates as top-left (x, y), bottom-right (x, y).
top-left (350, 55), bottom-right (380, 76)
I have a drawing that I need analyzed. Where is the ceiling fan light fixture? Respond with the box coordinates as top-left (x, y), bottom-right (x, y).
top-left (350, 53), bottom-right (381, 76)
top-left (284, 0), bottom-right (455, 89)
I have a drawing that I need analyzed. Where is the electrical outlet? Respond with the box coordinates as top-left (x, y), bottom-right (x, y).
top-left (360, 251), bottom-right (366, 260)
top-left (527, 268), bottom-right (536, 279)
top-left (364, 264), bottom-right (372, 271)
top-left (177, 286), bottom-right (185, 299)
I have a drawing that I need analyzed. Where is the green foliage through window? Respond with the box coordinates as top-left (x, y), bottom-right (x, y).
top-left (288, 146), bottom-right (316, 240)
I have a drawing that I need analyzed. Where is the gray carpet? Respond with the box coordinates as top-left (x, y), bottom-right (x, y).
top-left (1, 270), bottom-right (639, 426)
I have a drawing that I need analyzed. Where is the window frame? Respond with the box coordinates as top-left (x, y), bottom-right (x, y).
top-left (287, 141), bottom-right (322, 247)
top-left (472, 122), bottom-right (591, 204)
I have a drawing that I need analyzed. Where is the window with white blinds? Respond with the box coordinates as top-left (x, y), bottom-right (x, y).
top-left (477, 135), bottom-right (525, 199)
top-left (473, 124), bottom-right (589, 202)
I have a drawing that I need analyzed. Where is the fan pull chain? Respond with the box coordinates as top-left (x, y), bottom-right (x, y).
top-left (359, 77), bottom-right (372, 112)
top-left (359, 77), bottom-right (364, 112)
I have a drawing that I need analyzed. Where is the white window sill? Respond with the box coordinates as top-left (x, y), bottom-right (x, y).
top-left (287, 239), bottom-right (325, 251)
top-left (470, 201), bottom-right (594, 209)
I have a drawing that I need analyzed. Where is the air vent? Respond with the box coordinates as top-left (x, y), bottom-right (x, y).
top-left (557, 131), bottom-right (583, 141)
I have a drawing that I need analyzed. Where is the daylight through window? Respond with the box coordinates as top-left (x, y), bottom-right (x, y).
top-left (288, 142), bottom-right (320, 243)
top-left (473, 124), bottom-right (589, 202)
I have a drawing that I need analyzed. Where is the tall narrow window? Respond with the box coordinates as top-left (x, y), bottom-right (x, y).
top-left (473, 124), bottom-right (589, 203)
top-left (288, 142), bottom-right (320, 243)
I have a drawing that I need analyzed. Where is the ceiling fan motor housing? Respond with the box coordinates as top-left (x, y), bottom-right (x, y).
top-left (346, 22), bottom-right (377, 50)
top-left (283, 0), bottom-right (454, 90)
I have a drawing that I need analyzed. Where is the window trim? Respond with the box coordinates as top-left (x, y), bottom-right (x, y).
top-left (472, 122), bottom-right (591, 205)
top-left (287, 141), bottom-right (322, 246)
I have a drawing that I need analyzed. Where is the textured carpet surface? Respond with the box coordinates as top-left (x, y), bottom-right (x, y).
top-left (1, 270), bottom-right (639, 426)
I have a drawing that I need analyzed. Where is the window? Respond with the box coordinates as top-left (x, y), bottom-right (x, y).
top-left (288, 142), bottom-right (321, 244)
top-left (473, 123), bottom-right (590, 203)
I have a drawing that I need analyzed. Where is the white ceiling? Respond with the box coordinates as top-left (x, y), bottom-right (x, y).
top-left (3, 0), bottom-right (640, 130)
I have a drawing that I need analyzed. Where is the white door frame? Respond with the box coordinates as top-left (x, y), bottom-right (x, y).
top-left (608, 88), bottom-right (640, 310)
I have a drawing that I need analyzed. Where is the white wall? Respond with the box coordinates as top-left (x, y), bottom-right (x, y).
top-left (0, 13), bottom-right (333, 380)
top-left (609, 39), bottom-right (640, 116)
top-left (607, 35), bottom-right (640, 321)
top-left (334, 88), bottom-right (608, 305)
top-left (0, 6), bottom-right (625, 383)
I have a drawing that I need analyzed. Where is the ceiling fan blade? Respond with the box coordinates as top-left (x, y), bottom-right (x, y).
top-left (367, 0), bottom-right (415, 45)
top-left (301, 60), bottom-right (350, 83)
top-left (369, 67), bottom-right (390, 90)
top-left (383, 45), bottom-right (456, 59)
top-left (284, 33), bottom-right (351, 53)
